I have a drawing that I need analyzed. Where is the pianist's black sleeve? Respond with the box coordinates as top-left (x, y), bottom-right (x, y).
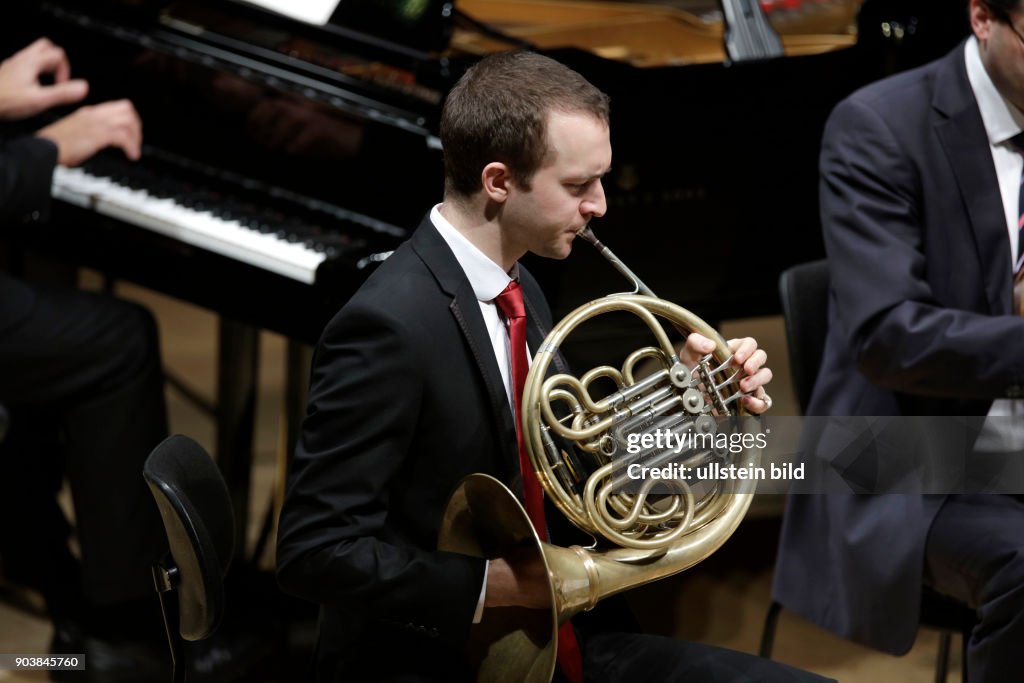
top-left (0, 137), bottom-right (57, 225)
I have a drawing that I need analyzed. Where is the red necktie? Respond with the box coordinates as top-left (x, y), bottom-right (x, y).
top-left (494, 280), bottom-right (583, 683)
top-left (1010, 133), bottom-right (1024, 272)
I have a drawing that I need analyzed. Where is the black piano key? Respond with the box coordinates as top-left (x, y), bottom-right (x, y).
top-left (151, 184), bottom-right (176, 200)
top-left (72, 151), bottom-right (391, 265)
top-left (310, 233), bottom-right (364, 258)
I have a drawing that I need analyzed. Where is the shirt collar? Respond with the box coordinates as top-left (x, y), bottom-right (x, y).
top-left (430, 203), bottom-right (519, 303)
top-left (965, 36), bottom-right (1024, 146)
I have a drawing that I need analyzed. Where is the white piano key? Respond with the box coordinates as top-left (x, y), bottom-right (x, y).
top-left (52, 166), bottom-right (326, 283)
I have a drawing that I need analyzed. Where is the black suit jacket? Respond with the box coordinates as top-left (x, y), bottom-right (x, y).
top-left (0, 136), bottom-right (57, 333)
top-left (773, 41), bottom-right (1024, 654)
top-left (277, 217), bottom-right (605, 681)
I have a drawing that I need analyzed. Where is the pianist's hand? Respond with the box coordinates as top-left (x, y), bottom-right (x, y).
top-left (679, 333), bottom-right (773, 415)
top-left (36, 100), bottom-right (142, 166)
top-left (0, 38), bottom-right (88, 120)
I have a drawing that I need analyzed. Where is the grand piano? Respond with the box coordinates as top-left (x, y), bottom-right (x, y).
top-left (1, 0), bottom-right (967, 547)
top-left (4, 0), bottom-right (970, 341)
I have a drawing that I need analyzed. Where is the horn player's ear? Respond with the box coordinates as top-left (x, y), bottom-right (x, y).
top-left (481, 162), bottom-right (512, 203)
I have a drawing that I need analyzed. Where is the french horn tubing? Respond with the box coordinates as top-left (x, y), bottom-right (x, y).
top-left (439, 226), bottom-right (764, 683)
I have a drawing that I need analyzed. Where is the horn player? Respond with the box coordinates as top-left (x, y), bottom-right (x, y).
top-left (277, 50), bottom-right (824, 683)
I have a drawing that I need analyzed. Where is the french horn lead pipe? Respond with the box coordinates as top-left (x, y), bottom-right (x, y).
top-left (575, 226), bottom-right (656, 298)
top-left (576, 226), bottom-right (696, 357)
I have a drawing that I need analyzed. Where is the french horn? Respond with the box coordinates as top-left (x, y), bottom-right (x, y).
top-left (439, 226), bottom-right (763, 682)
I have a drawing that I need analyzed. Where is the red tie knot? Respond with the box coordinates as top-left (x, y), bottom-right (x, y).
top-left (495, 280), bottom-right (526, 320)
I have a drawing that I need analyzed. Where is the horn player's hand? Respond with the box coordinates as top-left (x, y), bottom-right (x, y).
top-left (682, 334), bottom-right (774, 414)
top-left (484, 549), bottom-right (552, 610)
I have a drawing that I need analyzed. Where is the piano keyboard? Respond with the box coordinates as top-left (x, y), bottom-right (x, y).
top-left (52, 162), bottom-right (339, 284)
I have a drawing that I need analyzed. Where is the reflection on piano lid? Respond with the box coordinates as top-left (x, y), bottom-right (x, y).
top-left (231, 0), bottom-right (342, 26)
top-left (157, 0), bottom-right (448, 112)
top-left (451, 0), bottom-right (862, 67)
top-left (223, 0), bottom-right (455, 53)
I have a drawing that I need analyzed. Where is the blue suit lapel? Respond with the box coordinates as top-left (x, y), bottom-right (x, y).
top-left (932, 45), bottom-right (1013, 315)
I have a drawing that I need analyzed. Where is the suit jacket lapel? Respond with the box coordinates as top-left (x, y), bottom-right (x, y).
top-left (410, 218), bottom-right (521, 482)
top-left (524, 299), bottom-right (548, 360)
top-left (933, 45), bottom-right (1013, 314)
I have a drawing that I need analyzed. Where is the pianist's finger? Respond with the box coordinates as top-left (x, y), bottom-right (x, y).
top-left (30, 37), bottom-right (73, 84)
top-left (103, 100), bottom-right (143, 159)
top-left (35, 99), bottom-right (143, 166)
top-left (34, 80), bottom-right (89, 113)
top-left (0, 38), bottom-right (86, 120)
top-left (115, 126), bottom-right (142, 161)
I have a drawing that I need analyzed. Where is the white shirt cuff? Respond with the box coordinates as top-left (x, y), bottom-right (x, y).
top-left (473, 560), bottom-right (489, 624)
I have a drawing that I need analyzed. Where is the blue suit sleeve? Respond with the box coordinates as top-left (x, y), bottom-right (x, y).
top-left (821, 97), bottom-right (1024, 399)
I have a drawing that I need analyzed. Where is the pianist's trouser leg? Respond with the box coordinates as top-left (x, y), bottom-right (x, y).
top-left (924, 494), bottom-right (1024, 683)
top-left (0, 284), bottom-right (168, 617)
top-left (0, 410), bottom-right (80, 618)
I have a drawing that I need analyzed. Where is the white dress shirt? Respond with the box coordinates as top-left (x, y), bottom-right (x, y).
top-left (964, 37), bottom-right (1024, 449)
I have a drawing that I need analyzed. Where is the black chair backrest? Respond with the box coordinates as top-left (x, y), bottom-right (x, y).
top-left (144, 435), bottom-right (235, 641)
top-left (778, 259), bottom-right (830, 414)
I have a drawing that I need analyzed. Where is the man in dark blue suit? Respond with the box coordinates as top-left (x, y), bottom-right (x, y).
top-left (773, 1), bottom-right (1024, 680)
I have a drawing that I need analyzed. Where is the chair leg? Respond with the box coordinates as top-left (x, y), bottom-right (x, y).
top-left (961, 628), bottom-right (969, 682)
top-left (153, 564), bottom-right (185, 683)
top-left (759, 601), bottom-right (783, 658)
top-left (934, 631), bottom-right (951, 683)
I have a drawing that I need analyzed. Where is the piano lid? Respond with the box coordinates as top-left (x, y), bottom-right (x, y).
top-left (231, 0), bottom-right (342, 26)
top-left (450, 0), bottom-right (861, 67)
top-left (223, 0), bottom-right (456, 54)
top-left (155, 0), bottom-right (449, 113)
top-left (326, 0), bottom-right (455, 54)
